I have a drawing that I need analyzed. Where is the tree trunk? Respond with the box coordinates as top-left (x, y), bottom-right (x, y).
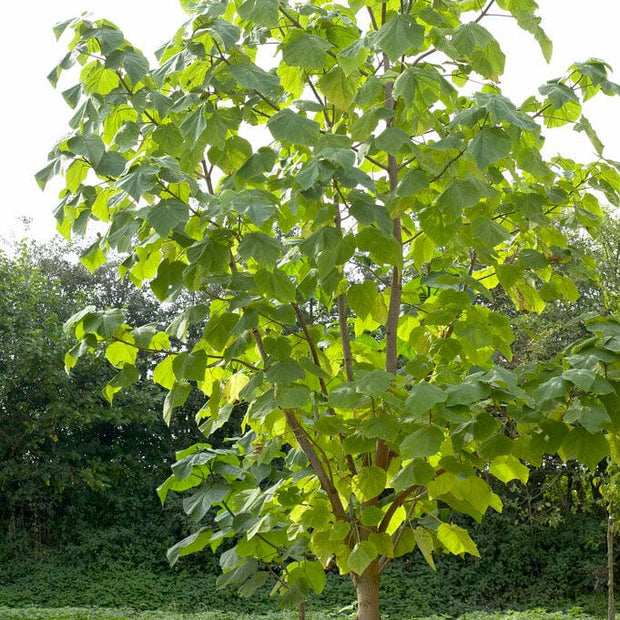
top-left (609, 512), bottom-right (615, 620)
top-left (354, 559), bottom-right (382, 620)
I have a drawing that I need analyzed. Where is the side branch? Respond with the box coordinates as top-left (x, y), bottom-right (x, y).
top-left (292, 303), bottom-right (329, 395)
top-left (292, 301), bottom-right (357, 477)
top-left (384, 217), bottom-right (402, 375)
top-left (335, 199), bottom-right (354, 383)
top-left (475, 0), bottom-right (497, 23)
top-left (378, 484), bottom-right (420, 533)
top-left (252, 329), bottom-right (268, 366)
top-left (338, 294), bottom-right (354, 382)
top-left (284, 410), bottom-right (349, 522)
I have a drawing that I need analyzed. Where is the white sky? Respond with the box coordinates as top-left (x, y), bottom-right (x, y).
top-left (1, 1), bottom-right (620, 241)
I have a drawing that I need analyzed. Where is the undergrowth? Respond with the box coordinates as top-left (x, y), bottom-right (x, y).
top-left (0, 606), bottom-right (605, 619)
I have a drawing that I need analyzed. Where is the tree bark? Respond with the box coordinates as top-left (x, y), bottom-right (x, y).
top-left (354, 559), bottom-right (382, 620)
top-left (609, 512), bottom-right (615, 620)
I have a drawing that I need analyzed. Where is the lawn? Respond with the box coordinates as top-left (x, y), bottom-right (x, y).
top-left (0, 608), bottom-right (603, 620)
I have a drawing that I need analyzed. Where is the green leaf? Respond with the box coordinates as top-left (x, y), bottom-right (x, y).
top-left (467, 127), bottom-right (512, 170)
top-left (539, 81), bottom-right (581, 127)
top-left (35, 159), bottom-right (62, 190)
top-left (369, 15), bottom-right (424, 62)
top-left (265, 359), bottom-right (305, 385)
top-left (318, 67), bottom-right (358, 112)
top-left (53, 17), bottom-right (75, 40)
top-left (355, 370), bottom-right (393, 398)
top-left (391, 460), bottom-right (435, 492)
top-left (274, 384), bottom-right (310, 409)
top-left (105, 340), bottom-right (138, 368)
top-left (474, 92), bottom-right (538, 131)
top-left (328, 383), bottom-right (367, 409)
top-left (496, 0), bottom-right (552, 62)
top-left (394, 528), bottom-right (416, 558)
top-left (489, 455), bottom-right (529, 484)
top-left (375, 127), bottom-right (412, 156)
top-left (209, 135), bottom-right (253, 176)
top-left (356, 227), bottom-right (402, 267)
top-left (237, 233), bottom-right (281, 267)
top-left (83, 62), bottom-right (120, 95)
top-left (347, 541), bottom-right (377, 576)
top-left (183, 482), bottom-right (227, 521)
top-left (348, 281), bottom-right (388, 323)
top-left (533, 376), bottom-right (571, 403)
top-left (167, 528), bottom-right (212, 566)
top-left (282, 31), bottom-right (332, 70)
top-left (360, 506), bottom-right (385, 527)
top-left (147, 199), bottom-right (190, 236)
top-left (561, 427), bottom-right (609, 471)
top-left (452, 23), bottom-right (505, 81)
top-left (95, 152), bottom-right (127, 177)
top-left (405, 383), bottom-right (446, 418)
top-left (222, 189), bottom-right (278, 226)
top-left (352, 466), bottom-right (387, 502)
top-left (563, 368), bottom-right (596, 391)
top-left (239, 572), bottom-right (270, 598)
top-left (179, 106), bottom-right (207, 143)
top-left (123, 49), bottom-right (149, 83)
top-left (437, 523), bottom-right (479, 557)
top-left (287, 560), bottom-right (327, 595)
top-left (397, 168), bottom-right (430, 197)
top-left (229, 63), bottom-right (282, 99)
top-left (88, 25), bottom-right (124, 54)
top-left (116, 164), bottom-right (158, 200)
top-left (173, 351), bottom-right (208, 382)
top-left (164, 382), bottom-right (192, 425)
top-left (66, 159), bottom-right (90, 193)
top-left (267, 109), bottom-right (320, 146)
top-left (445, 381), bottom-right (489, 406)
top-left (414, 528), bottom-right (436, 569)
top-left (103, 366), bottom-right (139, 403)
top-left (100, 308), bottom-right (125, 338)
top-left (207, 19), bottom-right (240, 51)
top-left (400, 426), bottom-right (444, 460)
top-left (236, 147), bottom-right (277, 182)
top-left (67, 134), bottom-right (105, 165)
top-left (393, 67), bottom-right (455, 110)
top-left (237, 0), bottom-right (279, 26)
top-left (255, 268), bottom-right (296, 303)
top-left (565, 401), bottom-right (611, 434)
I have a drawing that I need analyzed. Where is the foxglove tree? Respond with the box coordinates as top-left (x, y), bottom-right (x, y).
top-left (39, 1), bottom-right (620, 618)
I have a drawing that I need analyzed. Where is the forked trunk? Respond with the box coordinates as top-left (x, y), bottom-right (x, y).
top-left (354, 558), bottom-right (382, 620)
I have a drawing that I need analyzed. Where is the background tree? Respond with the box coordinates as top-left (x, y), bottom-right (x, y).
top-left (0, 240), bottom-right (204, 556)
top-left (39, 1), bottom-right (620, 618)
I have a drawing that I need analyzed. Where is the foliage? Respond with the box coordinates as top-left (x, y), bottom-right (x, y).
top-left (40, 0), bottom-right (620, 617)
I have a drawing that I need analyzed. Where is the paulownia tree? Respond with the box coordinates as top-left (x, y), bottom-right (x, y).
top-left (38, 0), bottom-right (620, 617)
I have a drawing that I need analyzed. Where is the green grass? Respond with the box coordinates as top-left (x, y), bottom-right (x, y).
top-left (0, 608), bottom-right (604, 620)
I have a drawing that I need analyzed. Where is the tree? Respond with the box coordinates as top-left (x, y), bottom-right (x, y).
top-left (39, 1), bottom-right (620, 618)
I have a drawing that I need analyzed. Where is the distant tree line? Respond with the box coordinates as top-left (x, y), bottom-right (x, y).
top-left (0, 239), bottom-right (204, 557)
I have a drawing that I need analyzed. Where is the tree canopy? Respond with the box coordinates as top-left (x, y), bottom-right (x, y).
top-left (38, 1), bottom-right (620, 618)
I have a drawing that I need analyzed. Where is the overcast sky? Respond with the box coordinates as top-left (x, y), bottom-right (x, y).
top-left (1, 1), bottom-right (620, 242)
